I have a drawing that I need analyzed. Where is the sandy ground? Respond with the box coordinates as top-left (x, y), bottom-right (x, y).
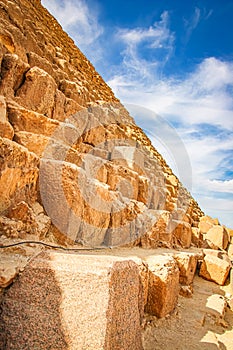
top-left (142, 275), bottom-right (233, 350)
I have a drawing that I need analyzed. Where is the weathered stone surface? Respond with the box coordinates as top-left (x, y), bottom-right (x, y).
top-left (0, 137), bottom-right (39, 213)
top-left (16, 66), bottom-right (57, 117)
top-left (204, 294), bottom-right (227, 326)
top-left (145, 255), bottom-right (180, 317)
top-left (0, 252), bottom-right (143, 350)
top-left (199, 255), bottom-right (231, 286)
top-left (172, 220), bottom-right (192, 248)
top-left (0, 53), bottom-right (29, 97)
top-left (191, 227), bottom-right (202, 246)
top-left (7, 101), bottom-right (59, 136)
top-left (179, 285), bottom-right (193, 298)
top-left (199, 215), bottom-right (219, 234)
top-left (0, 201), bottom-right (51, 239)
top-left (205, 225), bottom-right (229, 250)
top-left (140, 210), bottom-right (172, 248)
top-left (0, 266), bottom-right (18, 288)
top-left (14, 131), bottom-right (49, 157)
top-left (0, 95), bottom-right (14, 139)
top-left (203, 249), bottom-right (232, 264)
top-left (173, 252), bottom-right (197, 285)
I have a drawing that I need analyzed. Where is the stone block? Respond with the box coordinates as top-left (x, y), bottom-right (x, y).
top-left (205, 225), bottom-right (229, 250)
top-left (0, 95), bottom-right (14, 139)
top-left (199, 255), bottom-right (231, 286)
top-left (0, 53), bottom-right (29, 97)
top-left (172, 220), bottom-right (192, 248)
top-left (199, 215), bottom-right (220, 235)
top-left (0, 138), bottom-right (39, 213)
top-left (204, 294), bottom-right (227, 326)
top-left (173, 252), bottom-right (198, 285)
top-left (203, 249), bottom-right (232, 264)
top-left (0, 252), bottom-right (143, 350)
top-left (16, 66), bottom-right (57, 117)
top-left (145, 255), bottom-right (180, 318)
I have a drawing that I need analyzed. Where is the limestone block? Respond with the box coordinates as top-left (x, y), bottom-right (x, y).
top-left (191, 227), bottom-right (201, 246)
top-left (173, 252), bottom-right (197, 285)
top-left (204, 294), bottom-right (227, 326)
top-left (16, 66), bottom-right (57, 117)
top-left (203, 249), bottom-right (232, 264)
top-left (198, 215), bottom-right (218, 234)
top-left (172, 220), bottom-right (192, 248)
top-left (0, 95), bottom-right (14, 139)
top-left (145, 255), bottom-right (180, 317)
top-left (0, 138), bottom-right (39, 213)
top-left (7, 101), bottom-right (59, 136)
top-left (140, 210), bottom-right (172, 248)
top-left (0, 53), bottom-right (29, 97)
top-left (14, 131), bottom-right (49, 157)
top-left (59, 79), bottom-right (83, 104)
top-left (0, 252), bottom-right (143, 350)
top-left (27, 51), bottom-right (54, 78)
top-left (39, 159), bottom-right (113, 245)
top-left (199, 255), bottom-right (231, 286)
top-left (205, 225), bottom-right (229, 250)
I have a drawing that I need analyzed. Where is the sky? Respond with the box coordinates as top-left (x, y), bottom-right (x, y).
top-left (41, 0), bottom-right (233, 228)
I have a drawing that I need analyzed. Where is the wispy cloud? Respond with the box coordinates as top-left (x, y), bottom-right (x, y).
top-left (183, 7), bottom-right (201, 42)
top-left (41, 0), bottom-right (103, 62)
top-left (183, 7), bottom-right (213, 43)
top-left (114, 11), bottom-right (175, 80)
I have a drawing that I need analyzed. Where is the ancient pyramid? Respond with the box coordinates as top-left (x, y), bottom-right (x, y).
top-left (0, 1), bottom-right (232, 349)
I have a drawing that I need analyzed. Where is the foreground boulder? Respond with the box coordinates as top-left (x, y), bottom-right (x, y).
top-left (145, 255), bottom-right (179, 317)
top-left (205, 225), bottom-right (229, 250)
top-left (0, 252), bottom-right (143, 350)
top-left (199, 254), bottom-right (231, 286)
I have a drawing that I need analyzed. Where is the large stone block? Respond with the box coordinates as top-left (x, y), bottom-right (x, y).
top-left (199, 254), bottom-right (231, 286)
top-left (205, 225), bottom-right (229, 250)
top-left (0, 252), bottom-right (143, 350)
top-left (198, 215), bottom-right (219, 234)
top-left (172, 220), bottom-right (192, 248)
top-left (16, 66), bottom-right (57, 117)
top-left (0, 137), bottom-right (39, 213)
top-left (145, 255), bottom-right (180, 317)
top-left (0, 53), bottom-right (29, 97)
top-left (173, 252), bottom-right (198, 285)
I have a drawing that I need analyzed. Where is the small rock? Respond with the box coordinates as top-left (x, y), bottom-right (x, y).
top-left (179, 285), bottom-right (193, 298)
top-left (0, 266), bottom-right (18, 288)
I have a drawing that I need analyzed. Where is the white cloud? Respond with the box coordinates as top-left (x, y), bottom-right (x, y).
top-left (183, 7), bottom-right (201, 42)
top-left (114, 11), bottom-right (175, 80)
top-left (206, 179), bottom-right (233, 193)
top-left (41, 0), bottom-right (103, 62)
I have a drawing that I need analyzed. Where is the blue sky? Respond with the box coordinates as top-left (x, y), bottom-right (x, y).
top-left (41, 0), bottom-right (233, 228)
